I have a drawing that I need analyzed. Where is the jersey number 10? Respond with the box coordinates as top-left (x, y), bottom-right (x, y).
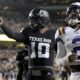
top-left (31, 42), bottom-right (50, 58)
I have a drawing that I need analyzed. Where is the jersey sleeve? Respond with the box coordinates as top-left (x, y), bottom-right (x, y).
top-left (20, 27), bottom-right (28, 35)
top-left (0, 25), bottom-right (30, 44)
top-left (20, 27), bottom-right (30, 45)
top-left (55, 27), bottom-right (65, 43)
top-left (55, 28), bottom-right (59, 40)
top-left (55, 41), bottom-right (70, 67)
top-left (55, 27), bottom-right (70, 67)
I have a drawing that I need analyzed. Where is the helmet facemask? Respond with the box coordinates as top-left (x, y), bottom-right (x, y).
top-left (65, 3), bottom-right (80, 27)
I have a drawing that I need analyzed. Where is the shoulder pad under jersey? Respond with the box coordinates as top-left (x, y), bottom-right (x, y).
top-left (55, 27), bottom-right (65, 39)
top-left (58, 27), bottom-right (65, 35)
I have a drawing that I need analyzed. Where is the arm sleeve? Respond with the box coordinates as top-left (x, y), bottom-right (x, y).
top-left (55, 28), bottom-right (70, 67)
top-left (1, 25), bottom-right (28, 42)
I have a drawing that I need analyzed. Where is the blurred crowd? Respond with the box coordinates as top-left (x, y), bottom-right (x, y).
top-left (0, 17), bottom-right (28, 80)
top-left (0, 50), bottom-right (17, 80)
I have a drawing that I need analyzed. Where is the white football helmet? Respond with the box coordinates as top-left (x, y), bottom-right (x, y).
top-left (65, 2), bottom-right (80, 27)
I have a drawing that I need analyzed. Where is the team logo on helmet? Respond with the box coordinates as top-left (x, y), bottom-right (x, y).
top-left (28, 8), bottom-right (50, 31)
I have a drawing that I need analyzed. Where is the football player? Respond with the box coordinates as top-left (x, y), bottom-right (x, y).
top-left (0, 8), bottom-right (56, 80)
top-left (55, 2), bottom-right (80, 80)
top-left (16, 48), bottom-right (28, 80)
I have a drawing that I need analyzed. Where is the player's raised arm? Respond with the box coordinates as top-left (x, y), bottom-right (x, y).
top-left (0, 17), bottom-right (29, 42)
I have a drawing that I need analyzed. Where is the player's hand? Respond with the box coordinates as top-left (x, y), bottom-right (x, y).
top-left (68, 52), bottom-right (77, 62)
top-left (0, 17), bottom-right (3, 26)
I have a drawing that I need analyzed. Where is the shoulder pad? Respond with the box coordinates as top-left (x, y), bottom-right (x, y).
top-left (55, 26), bottom-right (65, 40)
top-left (58, 27), bottom-right (65, 35)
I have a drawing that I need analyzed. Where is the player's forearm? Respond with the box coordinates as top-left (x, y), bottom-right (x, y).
top-left (1, 25), bottom-right (25, 42)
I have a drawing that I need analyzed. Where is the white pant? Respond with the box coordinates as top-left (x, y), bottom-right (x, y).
top-left (70, 72), bottom-right (80, 80)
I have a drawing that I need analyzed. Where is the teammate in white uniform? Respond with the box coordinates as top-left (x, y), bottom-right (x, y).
top-left (55, 2), bottom-right (80, 80)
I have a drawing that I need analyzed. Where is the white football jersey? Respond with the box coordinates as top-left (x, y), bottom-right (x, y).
top-left (55, 26), bottom-right (80, 66)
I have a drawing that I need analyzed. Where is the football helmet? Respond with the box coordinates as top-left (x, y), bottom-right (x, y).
top-left (28, 8), bottom-right (50, 31)
top-left (65, 2), bottom-right (80, 27)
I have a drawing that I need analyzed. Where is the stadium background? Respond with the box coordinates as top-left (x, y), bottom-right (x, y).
top-left (0, 0), bottom-right (79, 80)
